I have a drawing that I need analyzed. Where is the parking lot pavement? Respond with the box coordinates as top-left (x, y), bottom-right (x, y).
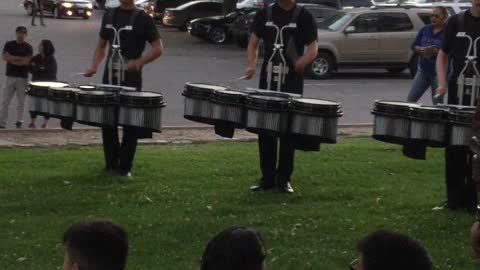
top-left (0, 1), bottom-right (428, 129)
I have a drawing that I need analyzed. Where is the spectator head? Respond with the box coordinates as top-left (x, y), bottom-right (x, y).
top-left (15, 26), bottom-right (27, 42)
top-left (62, 220), bottom-right (128, 270)
top-left (431, 6), bottom-right (449, 27)
top-left (351, 229), bottom-right (432, 270)
top-left (39, 40), bottom-right (55, 57)
top-left (201, 226), bottom-right (267, 270)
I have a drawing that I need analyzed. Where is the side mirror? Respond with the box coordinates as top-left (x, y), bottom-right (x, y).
top-left (345, 26), bottom-right (355, 34)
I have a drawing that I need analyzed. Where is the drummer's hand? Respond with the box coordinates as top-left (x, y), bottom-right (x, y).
top-left (435, 85), bottom-right (448, 97)
top-left (471, 221), bottom-right (480, 258)
top-left (127, 60), bottom-right (142, 72)
top-left (84, 67), bottom-right (97, 77)
top-left (245, 65), bottom-right (255, 79)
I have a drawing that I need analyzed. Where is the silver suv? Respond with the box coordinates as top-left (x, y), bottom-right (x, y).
top-left (307, 7), bottom-right (432, 79)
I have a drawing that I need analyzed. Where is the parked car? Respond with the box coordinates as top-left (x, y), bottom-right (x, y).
top-left (231, 4), bottom-right (340, 48)
top-left (188, 9), bottom-right (255, 44)
top-left (236, 0), bottom-right (262, 9)
top-left (93, 0), bottom-right (156, 10)
top-left (307, 7), bottom-right (432, 79)
top-left (154, 0), bottom-right (192, 22)
top-left (163, 1), bottom-right (223, 30)
top-left (24, 0), bottom-right (93, 19)
top-left (301, 0), bottom-right (374, 8)
top-left (375, 0), bottom-right (471, 14)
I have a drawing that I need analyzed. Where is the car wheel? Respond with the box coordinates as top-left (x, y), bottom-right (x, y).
top-left (386, 67), bottom-right (406, 74)
top-left (26, 4), bottom-right (33, 16)
top-left (180, 20), bottom-right (191, 31)
top-left (209, 27), bottom-right (227, 44)
top-left (53, 7), bottom-right (61, 19)
top-left (409, 54), bottom-right (419, 78)
top-left (308, 52), bottom-right (334, 80)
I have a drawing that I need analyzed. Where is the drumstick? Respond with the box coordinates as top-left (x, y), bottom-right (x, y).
top-left (235, 75), bottom-right (248, 81)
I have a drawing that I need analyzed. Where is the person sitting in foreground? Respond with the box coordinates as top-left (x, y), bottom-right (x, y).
top-left (62, 220), bottom-right (128, 270)
top-left (201, 226), bottom-right (266, 270)
top-left (350, 229), bottom-right (432, 270)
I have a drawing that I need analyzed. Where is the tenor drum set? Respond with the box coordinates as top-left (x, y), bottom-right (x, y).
top-left (26, 81), bottom-right (166, 131)
top-left (372, 100), bottom-right (476, 147)
top-left (182, 82), bottom-right (343, 143)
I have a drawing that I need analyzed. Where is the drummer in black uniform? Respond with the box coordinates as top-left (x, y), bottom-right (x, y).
top-left (435, 0), bottom-right (480, 211)
top-left (84, 0), bottom-right (163, 177)
top-left (244, 0), bottom-right (318, 193)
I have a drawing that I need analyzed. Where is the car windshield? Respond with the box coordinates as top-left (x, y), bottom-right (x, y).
top-left (319, 12), bottom-right (352, 31)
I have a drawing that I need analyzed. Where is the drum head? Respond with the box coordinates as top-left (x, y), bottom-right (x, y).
top-left (93, 84), bottom-right (124, 92)
top-left (292, 98), bottom-right (341, 116)
top-left (120, 91), bottom-right (163, 98)
top-left (78, 85), bottom-right (97, 91)
top-left (373, 100), bottom-right (420, 117)
top-left (294, 98), bottom-right (339, 106)
top-left (29, 81), bottom-right (69, 88)
top-left (185, 83), bottom-right (229, 92)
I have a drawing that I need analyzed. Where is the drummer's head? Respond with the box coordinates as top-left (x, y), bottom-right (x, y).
top-left (201, 226), bottom-right (267, 270)
top-left (15, 26), bottom-right (27, 43)
top-left (119, 0), bottom-right (135, 6)
top-left (62, 220), bottom-right (129, 270)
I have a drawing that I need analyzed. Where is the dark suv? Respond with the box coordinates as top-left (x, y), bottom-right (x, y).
top-left (24, 0), bottom-right (93, 19)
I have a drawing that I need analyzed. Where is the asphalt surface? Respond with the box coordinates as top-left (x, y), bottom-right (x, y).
top-left (0, 0), bottom-right (431, 128)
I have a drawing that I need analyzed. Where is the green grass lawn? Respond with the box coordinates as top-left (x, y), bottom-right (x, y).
top-left (0, 137), bottom-right (478, 270)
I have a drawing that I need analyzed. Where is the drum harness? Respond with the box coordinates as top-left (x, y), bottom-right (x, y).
top-left (455, 12), bottom-right (480, 106)
top-left (265, 4), bottom-right (302, 91)
top-left (104, 8), bottom-right (141, 86)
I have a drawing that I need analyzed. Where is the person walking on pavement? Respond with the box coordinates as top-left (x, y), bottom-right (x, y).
top-left (31, 0), bottom-right (46, 27)
top-left (0, 26), bottom-right (33, 129)
top-left (407, 6), bottom-right (449, 105)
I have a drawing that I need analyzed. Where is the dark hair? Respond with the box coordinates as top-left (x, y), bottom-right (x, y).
top-left (357, 229), bottom-right (432, 270)
top-left (41, 40), bottom-right (55, 57)
top-left (434, 6), bottom-right (449, 19)
top-left (201, 226), bottom-right (266, 270)
top-left (62, 220), bottom-right (129, 270)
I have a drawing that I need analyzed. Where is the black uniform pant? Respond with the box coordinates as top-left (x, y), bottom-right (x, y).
top-left (444, 80), bottom-right (477, 209)
top-left (258, 134), bottom-right (295, 185)
top-left (31, 1), bottom-right (44, 25)
top-left (445, 146), bottom-right (477, 209)
top-left (102, 126), bottom-right (138, 174)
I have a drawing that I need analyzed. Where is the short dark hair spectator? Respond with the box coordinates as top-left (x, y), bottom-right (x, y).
top-left (201, 226), bottom-right (266, 270)
top-left (62, 220), bottom-right (128, 270)
top-left (356, 229), bottom-right (432, 270)
top-left (41, 40), bottom-right (55, 57)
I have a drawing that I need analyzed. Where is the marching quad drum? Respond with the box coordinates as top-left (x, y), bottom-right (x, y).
top-left (183, 83), bottom-right (229, 124)
top-left (245, 93), bottom-right (291, 135)
top-left (409, 106), bottom-right (449, 147)
top-left (47, 87), bottom-right (80, 120)
top-left (289, 98), bottom-right (342, 143)
top-left (118, 91), bottom-right (166, 131)
top-left (27, 81), bottom-right (69, 116)
top-left (212, 90), bottom-right (248, 128)
top-left (76, 90), bottom-right (117, 127)
top-left (445, 105), bottom-right (476, 146)
top-left (372, 101), bottom-right (421, 144)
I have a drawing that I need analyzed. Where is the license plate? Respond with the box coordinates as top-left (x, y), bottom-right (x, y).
top-left (78, 9), bottom-right (84, 14)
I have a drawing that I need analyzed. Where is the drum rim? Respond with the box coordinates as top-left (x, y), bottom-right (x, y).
top-left (29, 81), bottom-right (69, 88)
top-left (185, 82), bottom-right (229, 92)
top-left (119, 91), bottom-right (164, 98)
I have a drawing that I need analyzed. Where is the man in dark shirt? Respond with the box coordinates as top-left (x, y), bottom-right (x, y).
top-left (0, 26), bottom-right (33, 129)
top-left (84, 0), bottom-right (163, 177)
top-left (244, 0), bottom-right (318, 193)
top-left (435, 0), bottom-right (480, 211)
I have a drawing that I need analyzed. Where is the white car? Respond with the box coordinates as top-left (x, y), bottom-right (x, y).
top-left (236, 0), bottom-right (261, 9)
top-left (375, 0), bottom-right (471, 14)
top-left (93, 0), bottom-right (150, 9)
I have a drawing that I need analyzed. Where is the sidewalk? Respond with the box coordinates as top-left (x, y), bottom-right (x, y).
top-left (0, 124), bottom-right (373, 148)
